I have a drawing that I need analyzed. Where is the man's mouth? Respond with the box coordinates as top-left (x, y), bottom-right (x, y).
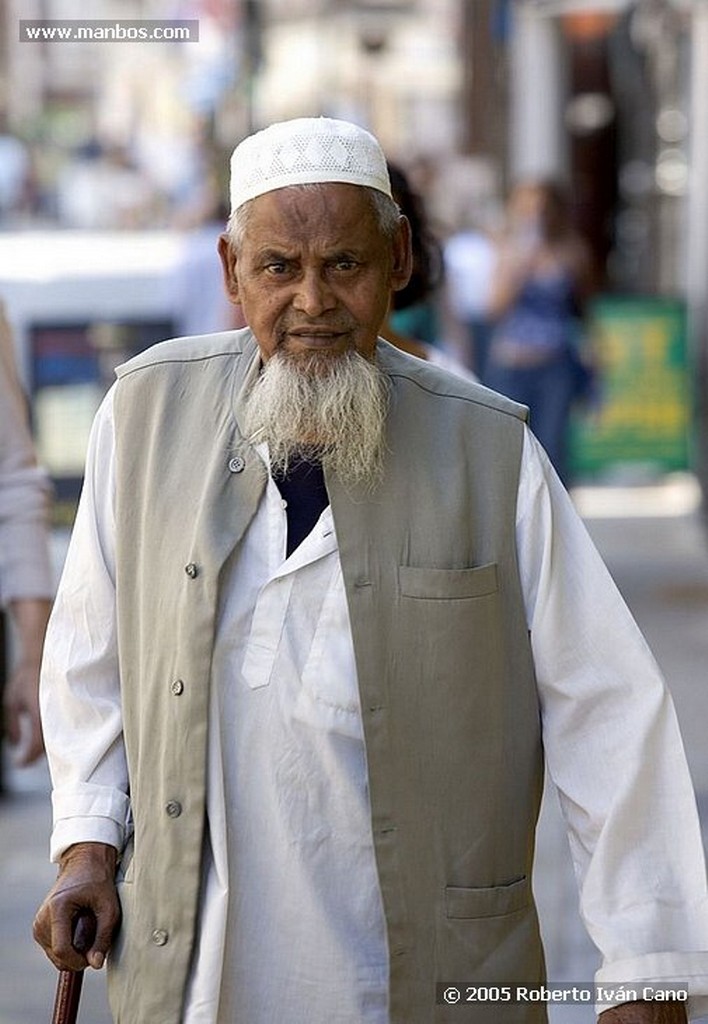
top-left (285, 329), bottom-right (349, 347)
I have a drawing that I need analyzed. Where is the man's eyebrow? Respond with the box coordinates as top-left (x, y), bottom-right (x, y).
top-left (256, 247), bottom-right (294, 260)
top-left (328, 248), bottom-right (361, 258)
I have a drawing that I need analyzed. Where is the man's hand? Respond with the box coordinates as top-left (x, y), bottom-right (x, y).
top-left (33, 842), bottom-right (121, 971)
top-left (598, 1001), bottom-right (688, 1023)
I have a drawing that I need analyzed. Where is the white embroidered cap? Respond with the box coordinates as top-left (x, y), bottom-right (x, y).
top-left (229, 117), bottom-right (393, 212)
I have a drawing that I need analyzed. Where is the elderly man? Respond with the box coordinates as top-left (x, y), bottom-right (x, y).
top-left (34, 119), bottom-right (708, 1023)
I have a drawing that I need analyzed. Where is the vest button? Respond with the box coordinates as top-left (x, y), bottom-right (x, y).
top-left (171, 679), bottom-right (184, 696)
top-left (165, 800), bottom-right (182, 818)
top-left (151, 928), bottom-right (169, 946)
top-left (185, 563), bottom-right (198, 578)
top-left (228, 455), bottom-right (246, 473)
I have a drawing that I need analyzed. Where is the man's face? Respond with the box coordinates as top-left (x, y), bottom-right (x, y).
top-left (218, 183), bottom-right (411, 363)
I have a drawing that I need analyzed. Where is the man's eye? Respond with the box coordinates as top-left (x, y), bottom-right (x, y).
top-left (333, 259), bottom-right (358, 272)
top-left (265, 262), bottom-right (288, 275)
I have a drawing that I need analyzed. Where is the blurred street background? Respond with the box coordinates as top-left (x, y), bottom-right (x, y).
top-left (2, 0), bottom-right (708, 1020)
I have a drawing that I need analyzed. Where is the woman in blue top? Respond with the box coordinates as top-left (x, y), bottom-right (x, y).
top-left (486, 180), bottom-right (595, 484)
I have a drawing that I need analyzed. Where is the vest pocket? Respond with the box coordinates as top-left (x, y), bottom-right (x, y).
top-left (445, 875), bottom-right (529, 919)
top-left (399, 563), bottom-right (498, 600)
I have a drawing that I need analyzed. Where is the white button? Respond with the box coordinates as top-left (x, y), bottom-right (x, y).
top-left (228, 455), bottom-right (246, 473)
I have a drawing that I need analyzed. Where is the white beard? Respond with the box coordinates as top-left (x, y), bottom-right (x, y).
top-left (242, 348), bottom-right (390, 490)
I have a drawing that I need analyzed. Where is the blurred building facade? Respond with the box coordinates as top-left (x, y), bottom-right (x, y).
top-left (1, 0), bottom-right (707, 494)
top-left (0, 0), bottom-right (703, 297)
top-left (495, 0), bottom-right (708, 500)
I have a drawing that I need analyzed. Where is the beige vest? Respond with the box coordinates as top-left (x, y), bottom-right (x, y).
top-left (107, 330), bottom-right (546, 1023)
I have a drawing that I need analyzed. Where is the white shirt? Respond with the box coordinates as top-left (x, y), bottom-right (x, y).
top-left (41, 385), bottom-right (708, 1021)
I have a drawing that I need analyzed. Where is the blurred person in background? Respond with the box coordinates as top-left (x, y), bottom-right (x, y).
top-left (0, 302), bottom-right (53, 783)
top-left (442, 209), bottom-right (497, 382)
top-left (0, 112), bottom-right (33, 225)
top-left (168, 187), bottom-right (246, 338)
top-left (55, 140), bottom-right (162, 229)
top-left (382, 162), bottom-right (476, 380)
top-left (486, 179), bottom-right (595, 485)
top-left (385, 162), bottom-right (442, 349)
top-left (33, 118), bottom-right (708, 1024)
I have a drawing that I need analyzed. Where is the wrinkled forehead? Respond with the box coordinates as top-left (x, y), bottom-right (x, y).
top-left (239, 183), bottom-right (384, 250)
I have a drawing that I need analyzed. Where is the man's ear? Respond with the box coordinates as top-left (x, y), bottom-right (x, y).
top-left (218, 233), bottom-right (241, 304)
top-left (391, 215), bottom-right (413, 294)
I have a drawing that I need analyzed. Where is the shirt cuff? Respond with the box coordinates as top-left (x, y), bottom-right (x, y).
top-left (595, 952), bottom-right (708, 1019)
top-left (50, 784), bottom-right (132, 862)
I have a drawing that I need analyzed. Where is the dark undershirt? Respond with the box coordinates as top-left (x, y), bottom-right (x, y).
top-left (273, 457), bottom-right (329, 558)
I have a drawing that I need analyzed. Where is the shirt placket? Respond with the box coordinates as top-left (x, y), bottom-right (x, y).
top-left (241, 474), bottom-right (337, 690)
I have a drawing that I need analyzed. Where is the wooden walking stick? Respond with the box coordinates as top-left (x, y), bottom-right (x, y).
top-left (51, 910), bottom-right (97, 1024)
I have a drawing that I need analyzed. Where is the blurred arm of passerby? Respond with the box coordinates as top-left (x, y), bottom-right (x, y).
top-left (487, 239), bottom-right (535, 321)
top-left (0, 303), bottom-right (53, 765)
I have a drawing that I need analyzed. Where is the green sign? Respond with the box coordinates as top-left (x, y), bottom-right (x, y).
top-left (570, 296), bottom-right (692, 476)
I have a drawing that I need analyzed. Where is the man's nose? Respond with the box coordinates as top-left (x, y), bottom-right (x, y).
top-left (292, 269), bottom-right (336, 317)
